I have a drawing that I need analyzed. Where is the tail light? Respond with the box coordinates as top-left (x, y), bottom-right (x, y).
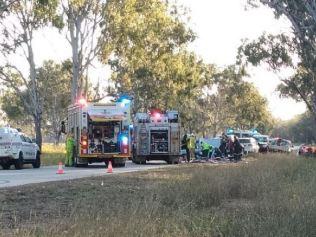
top-left (81, 135), bottom-right (88, 154)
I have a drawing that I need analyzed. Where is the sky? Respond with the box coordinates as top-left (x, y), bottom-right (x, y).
top-left (5, 0), bottom-right (307, 121)
top-left (178, 0), bottom-right (306, 120)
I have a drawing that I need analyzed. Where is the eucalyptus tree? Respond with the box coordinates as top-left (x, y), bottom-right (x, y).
top-left (240, 0), bottom-right (316, 122)
top-left (0, 0), bottom-right (59, 149)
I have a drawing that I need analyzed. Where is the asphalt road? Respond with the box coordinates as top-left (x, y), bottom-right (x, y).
top-left (0, 161), bottom-right (169, 188)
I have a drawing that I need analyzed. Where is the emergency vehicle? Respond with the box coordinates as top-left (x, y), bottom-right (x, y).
top-left (64, 97), bottom-right (132, 167)
top-left (0, 127), bottom-right (40, 170)
top-left (132, 110), bottom-right (181, 164)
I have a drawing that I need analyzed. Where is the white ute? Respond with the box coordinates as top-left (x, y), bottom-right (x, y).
top-left (0, 127), bottom-right (40, 170)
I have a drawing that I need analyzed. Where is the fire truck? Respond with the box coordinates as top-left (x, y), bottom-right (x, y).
top-left (132, 110), bottom-right (181, 164)
top-left (64, 97), bottom-right (132, 167)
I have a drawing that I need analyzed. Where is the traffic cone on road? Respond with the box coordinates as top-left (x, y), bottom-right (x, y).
top-left (107, 161), bottom-right (113, 173)
top-left (56, 162), bottom-right (65, 174)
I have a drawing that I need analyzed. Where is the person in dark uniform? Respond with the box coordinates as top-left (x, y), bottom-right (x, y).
top-left (233, 136), bottom-right (243, 162)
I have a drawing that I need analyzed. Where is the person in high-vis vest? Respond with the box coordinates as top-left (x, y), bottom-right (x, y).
top-left (65, 133), bottom-right (75, 167)
top-left (188, 134), bottom-right (196, 162)
top-left (201, 141), bottom-right (213, 159)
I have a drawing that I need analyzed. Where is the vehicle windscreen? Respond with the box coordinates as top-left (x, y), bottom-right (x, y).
top-left (239, 139), bottom-right (251, 143)
top-left (205, 139), bottom-right (220, 148)
top-left (256, 136), bottom-right (268, 143)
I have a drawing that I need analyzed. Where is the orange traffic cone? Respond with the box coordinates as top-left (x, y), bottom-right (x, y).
top-left (107, 161), bottom-right (113, 173)
top-left (56, 162), bottom-right (65, 174)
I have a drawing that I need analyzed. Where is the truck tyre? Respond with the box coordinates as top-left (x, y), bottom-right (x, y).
top-left (132, 154), bottom-right (140, 164)
top-left (1, 163), bottom-right (11, 170)
top-left (32, 152), bottom-right (41, 168)
top-left (74, 157), bottom-right (88, 167)
top-left (167, 156), bottom-right (179, 164)
top-left (14, 152), bottom-right (24, 170)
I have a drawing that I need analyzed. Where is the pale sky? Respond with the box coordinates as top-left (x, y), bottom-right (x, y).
top-left (5, 0), bottom-right (306, 121)
top-left (179, 0), bottom-right (306, 120)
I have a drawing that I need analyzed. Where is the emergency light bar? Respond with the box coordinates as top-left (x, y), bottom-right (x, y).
top-left (78, 98), bottom-right (88, 107)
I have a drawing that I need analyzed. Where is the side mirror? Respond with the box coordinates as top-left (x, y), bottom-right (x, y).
top-left (31, 138), bottom-right (36, 143)
top-left (61, 121), bottom-right (66, 134)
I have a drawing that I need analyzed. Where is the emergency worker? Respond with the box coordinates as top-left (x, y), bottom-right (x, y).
top-left (185, 135), bottom-right (190, 162)
top-left (188, 134), bottom-right (196, 161)
top-left (233, 136), bottom-right (243, 162)
top-left (201, 141), bottom-right (212, 159)
top-left (227, 136), bottom-right (234, 161)
top-left (219, 133), bottom-right (228, 158)
top-left (182, 134), bottom-right (189, 162)
top-left (65, 133), bottom-right (75, 167)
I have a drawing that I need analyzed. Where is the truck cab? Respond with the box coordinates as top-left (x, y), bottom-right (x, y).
top-left (66, 98), bottom-right (132, 167)
top-left (132, 110), bottom-right (180, 164)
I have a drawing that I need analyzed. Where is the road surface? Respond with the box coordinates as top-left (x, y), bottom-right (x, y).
top-left (0, 161), bottom-right (169, 188)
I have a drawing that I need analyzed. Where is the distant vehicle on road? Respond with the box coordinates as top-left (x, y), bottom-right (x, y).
top-left (253, 135), bottom-right (269, 152)
top-left (0, 127), bottom-right (40, 170)
top-left (239, 137), bottom-right (259, 154)
top-left (268, 138), bottom-right (293, 153)
top-left (298, 144), bottom-right (316, 157)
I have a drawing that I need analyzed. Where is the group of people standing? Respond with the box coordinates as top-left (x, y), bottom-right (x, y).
top-left (182, 133), bottom-right (244, 163)
top-left (219, 134), bottom-right (243, 162)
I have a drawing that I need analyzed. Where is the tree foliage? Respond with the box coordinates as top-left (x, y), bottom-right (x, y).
top-left (1, 60), bottom-right (72, 144)
top-left (196, 66), bottom-right (274, 136)
top-left (100, 0), bottom-right (208, 130)
top-left (61, 0), bottom-right (105, 102)
top-left (272, 112), bottom-right (316, 144)
top-left (240, 0), bottom-right (316, 124)
top-left (0, 0), bottom-right (59, 149)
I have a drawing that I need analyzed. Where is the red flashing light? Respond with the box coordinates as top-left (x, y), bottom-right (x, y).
top-left (154, 113), bottom-right (161, 119)
top-left (78, 98), bottom-right (87, 107)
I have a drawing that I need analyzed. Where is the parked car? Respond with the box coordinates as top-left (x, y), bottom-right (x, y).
top-left (253, 135), bottom-right (269, 152)
top-left (239, 137), bottom-right (259, 154)
top-left (298, 144), bottom-right (316, 157)
top-left (0, 127), bottom-right (40, 170)
top-left (268, 138), bottom-right (293, 153)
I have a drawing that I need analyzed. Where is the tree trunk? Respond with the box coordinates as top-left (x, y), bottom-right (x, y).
top-left (54, 132), bottom-right (61, 146)
top-left (34, 115), bottom-right (42, 151)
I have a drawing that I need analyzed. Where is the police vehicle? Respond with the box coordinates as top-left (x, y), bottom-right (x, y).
top-left (0, 127), bottom-right (40, 170)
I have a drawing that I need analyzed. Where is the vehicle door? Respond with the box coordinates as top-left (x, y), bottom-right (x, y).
top-left (25, 136), bottom-right (36, 160)
top-left (20, 134), bottom-right (30, 159)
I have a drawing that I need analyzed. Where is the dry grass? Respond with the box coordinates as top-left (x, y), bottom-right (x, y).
top-left (0, 154), bottom-right (315, 237)
top-left (41, 143), bottom-right (65, 166)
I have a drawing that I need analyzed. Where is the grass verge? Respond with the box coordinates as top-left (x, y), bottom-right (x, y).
top-left (0, 154), bottom-right (315, 237)
top-left (41, 143), bottom-right (65, 166)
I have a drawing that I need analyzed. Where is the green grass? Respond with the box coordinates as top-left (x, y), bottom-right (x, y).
top-left (0, 154), bottom-right (315, 237)
top-left (41, 143), bottom-right (66, 166)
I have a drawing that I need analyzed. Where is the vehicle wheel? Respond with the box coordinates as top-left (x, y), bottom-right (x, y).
top-left (119, 162), bottom-right (126, 167)
top-left (1, 163), bottom-right (11, 170)
top-left (74, 157), bottom-right (88, 167)
top-left (32, 152), bottom-right (41, 168)
top-left (14, 152), bottom-right (24, 170)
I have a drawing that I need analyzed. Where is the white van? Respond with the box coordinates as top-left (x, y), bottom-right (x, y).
top-left (0, 127), bottom-right (40, 170)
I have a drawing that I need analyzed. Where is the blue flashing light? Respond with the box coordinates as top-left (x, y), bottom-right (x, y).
top-left (129, 124), bottom-right (133, 129)
top-left (226, 128), bottom-right (234, 134)
top-left (121, 136), bottom-right (128, 146)
top-left (121, 99), bottom-right (131, 105)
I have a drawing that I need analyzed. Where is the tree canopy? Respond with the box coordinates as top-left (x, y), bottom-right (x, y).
top-left (240, 1), bottom-right (316, 124)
